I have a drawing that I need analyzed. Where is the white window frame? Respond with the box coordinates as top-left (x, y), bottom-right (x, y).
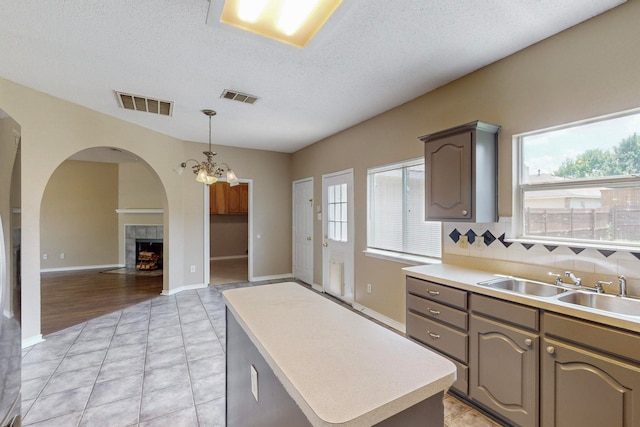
top-left (512, 109), bottom-right (640, 251)
top-left (364, 158), bottom-right (441, 265)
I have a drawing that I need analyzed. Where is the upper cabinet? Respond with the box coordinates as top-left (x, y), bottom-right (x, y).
top-left (420, 121), bottom-right (500, 222)
top-left (210, 182), bottom-right (249, 215)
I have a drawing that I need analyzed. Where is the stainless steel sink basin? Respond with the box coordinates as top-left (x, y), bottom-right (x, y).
top-left (477, 277), bottom-right (568, 297)
top-left (556, 292), bottom-right (640, 316)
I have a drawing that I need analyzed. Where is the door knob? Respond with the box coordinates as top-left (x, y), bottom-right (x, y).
top-left (306, 236), bottom-right (312, 241)
top-left (546, 346), bottom-right (555, 354)
top-left (323, 242), bottom-right (328, 247)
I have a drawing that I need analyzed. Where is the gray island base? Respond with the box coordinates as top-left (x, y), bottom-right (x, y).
top-left (223, 282), bottom-right (456, 426)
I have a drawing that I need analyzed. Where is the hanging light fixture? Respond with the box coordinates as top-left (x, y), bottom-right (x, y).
top-left (175, 109), bottom-right (240, 186)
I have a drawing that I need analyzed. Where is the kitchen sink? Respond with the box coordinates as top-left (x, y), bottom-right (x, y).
top-left (556, 292), bottom-right (640, 316)
top-left (477, 277), bottom-right (568, 297)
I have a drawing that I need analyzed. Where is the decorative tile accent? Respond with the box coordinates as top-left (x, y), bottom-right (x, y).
top-left (597, 249), bottom-right (616, 258)
top-left (465, 229), bottom-right (477, 245)
top-left (544, 245), bottom-right (558, 252)
top-left (569, 247), bottom-right (585, 255)
top-left (498, 233), bottom-right (513, 248)
top-left (449, 229), bottom-right (461, 243)
top-left (521, 243), bottom-right (534, 250)
top-left (482, 231), bottom-right (496, 246)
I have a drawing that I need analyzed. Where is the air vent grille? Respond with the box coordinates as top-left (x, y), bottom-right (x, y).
top-left (115, 91), bottom-right (173, 116)
top-left (221, 89), bottom-right (259, 104)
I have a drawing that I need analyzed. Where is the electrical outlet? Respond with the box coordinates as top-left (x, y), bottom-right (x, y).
top-left (60, 252), bottom-right (65, 259)
top-left (42, 253), bottom-right (48, 260)
top-left (459, 235), bottom-right (469, 248)
top-left (190, 265), bottom-right (196, 273)
top-left (367, 283), bottom-right (372, 294)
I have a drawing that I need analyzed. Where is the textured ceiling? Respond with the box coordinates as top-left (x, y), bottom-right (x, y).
top-left (0, 0), bottom-right (626, 153)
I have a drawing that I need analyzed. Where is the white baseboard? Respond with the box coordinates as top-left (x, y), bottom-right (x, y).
top-left (161, 283), bottom-right (208, 296)
top-left (210, 255), bottom-right (248, 261)
top-left (312, 283), bottom-right (323, 292)
top-left (2, 309), bottom-right (13, 319)
top-left (251, 273), bottom-right (293, 282)
top-left (352, 303), bottom-right (406, 333)
top-left (41, 264), bottom-right (124, 273)
top-left (22, 334), bottom-right (45, 349)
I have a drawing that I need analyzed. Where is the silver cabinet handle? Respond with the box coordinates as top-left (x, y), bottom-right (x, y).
top-left (427, 308), bottom-right (440, 315)
top-left (462, 210), bottom-right (469, 216)
top-left (427, 290), bottom-right (440, 296)
top-left (546, 346), bottom-right (555, 354)
top-left (524, 338), bottom-right (533, 347)
top-left (427, 331), bottom-right (440, 339)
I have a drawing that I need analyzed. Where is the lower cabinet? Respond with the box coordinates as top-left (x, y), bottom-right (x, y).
top-left (469, 294), bottom-right (539, 427)
top-left (541, 312), bottom-right (640, 427)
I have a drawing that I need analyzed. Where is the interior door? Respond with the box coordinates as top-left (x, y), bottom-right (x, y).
top-left (292, 178), bottom-right (313, 285)
top-left (322, 169), bottom-right (354, 304)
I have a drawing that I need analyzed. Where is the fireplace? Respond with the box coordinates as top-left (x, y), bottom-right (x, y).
top-left (136, 239), bottom-right (163, 270)
top-left (125, 225), bottom-right (163, 269)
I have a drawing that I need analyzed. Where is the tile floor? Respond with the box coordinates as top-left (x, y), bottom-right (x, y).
top-left (22, 280), bottom-right (501, 426)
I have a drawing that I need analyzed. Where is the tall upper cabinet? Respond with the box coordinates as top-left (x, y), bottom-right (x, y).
top-left (419, 121), bottom-right (500, 223)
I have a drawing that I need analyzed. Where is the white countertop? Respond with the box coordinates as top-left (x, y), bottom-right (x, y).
top-left (403, 264), bottom-right (640, 333)
top-left (223, 282), bottom-right (456, 427)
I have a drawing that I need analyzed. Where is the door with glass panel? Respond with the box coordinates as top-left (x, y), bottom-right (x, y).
top-left (322, 169), bottom-right (354, 304)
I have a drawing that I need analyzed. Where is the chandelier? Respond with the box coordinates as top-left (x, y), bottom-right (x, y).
top-left (175, 109), bottom-right (239, 186)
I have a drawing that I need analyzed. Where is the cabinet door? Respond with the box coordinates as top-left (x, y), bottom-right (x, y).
top-left (470, 314), bottom-right (538, 427)
top-left (424, 131), bottom-right (471, 220)
top-left (210, 182), bottom-right (228, 214)
top-left (227, 183), bottom-right (248, 214)
top-left (541, 337), bottom-right (640, 427)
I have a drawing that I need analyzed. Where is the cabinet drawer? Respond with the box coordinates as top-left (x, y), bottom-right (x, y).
top-left (407, 312), bottom-right (468, 363)
top-left (543, 312), bottom-right (640, 364)
top-left (470, 293), bottom-right (539, 331)
top-left (407, 276), bottom-right (468, 310)
top-left (408, 294), bottom-right (468, 331)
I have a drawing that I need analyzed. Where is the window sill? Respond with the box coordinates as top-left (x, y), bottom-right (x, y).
top-left (506, 237), bottom-right (640, 253)
top-left (363, 248), bottom-right (441, 266)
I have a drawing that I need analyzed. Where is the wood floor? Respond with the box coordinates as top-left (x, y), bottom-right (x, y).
top-left (40, 269), bottom-right (163, 335)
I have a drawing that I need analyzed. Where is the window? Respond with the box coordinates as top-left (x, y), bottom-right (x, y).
top-left (327, 183), bottom-right (348, 242)
top-left (516, 109), bottom-right (640, 248)
top-left (367, 159), bottom-right (441, 259)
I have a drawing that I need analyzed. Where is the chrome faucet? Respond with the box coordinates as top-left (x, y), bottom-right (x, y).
top-left (565, 271), bottom-right (582, 287)
top-left (619, 275), bottom-right (628, 297)
top-left (548, 272), bottom-right (563, 286)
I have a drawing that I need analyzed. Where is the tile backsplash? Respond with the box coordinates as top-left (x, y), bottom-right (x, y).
top-left (443, 219), bottom-right (640, 284)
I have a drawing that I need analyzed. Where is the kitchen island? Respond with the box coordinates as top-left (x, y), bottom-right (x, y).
top-left (223, 282), bottom-right (456, 427)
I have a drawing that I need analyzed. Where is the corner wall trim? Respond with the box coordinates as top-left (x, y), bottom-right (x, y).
top-left (161, 283), bottom-right (208, 296)
top-left (352, 303), bottom-right (406, 334)
top-left (22, 334), bottom-right (45, 349)
top-left (41, 264), bottom-right (124, 273)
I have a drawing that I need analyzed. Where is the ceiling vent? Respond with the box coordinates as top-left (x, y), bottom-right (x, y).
top-left (115, 91), bottom-right (173, 116)
top-left (221, 89), bottom-right (259, 104)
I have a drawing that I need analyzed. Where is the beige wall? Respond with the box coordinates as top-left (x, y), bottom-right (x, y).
top-left (117, 162), bottom-right (164, 264)
top-left (210, 215), bottom-right (249, 258)
top-left (40, 160), bottom-right (119, 270)
top-left (0, 79), bottom-right (293, 342)
top-left (0, 114), bottom-right (20, 317)
top-left (292, 1), bottom-right (640, 324)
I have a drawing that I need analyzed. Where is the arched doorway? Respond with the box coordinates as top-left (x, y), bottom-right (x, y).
top-left (39, 147), bottom-right (166, 335)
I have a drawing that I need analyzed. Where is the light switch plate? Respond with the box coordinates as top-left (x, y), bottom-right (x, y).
top-left (250, 365), bottom-right (258, 402)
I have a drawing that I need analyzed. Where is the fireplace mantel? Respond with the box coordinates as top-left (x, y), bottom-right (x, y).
top-left (116, 209), bottom-right (163, 214)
